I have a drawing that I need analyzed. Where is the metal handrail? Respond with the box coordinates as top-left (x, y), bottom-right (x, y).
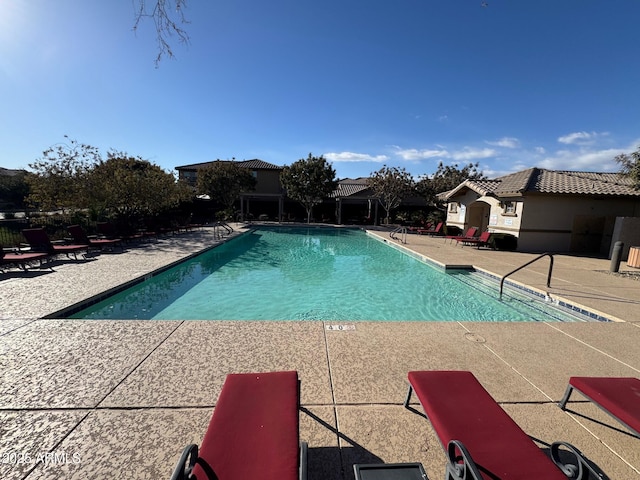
top-left (389, 226), bottom-right (407, 244)
top-left (212, 221), bottom-right (234, 239)
top-left (499, 253), bottom-right (554, 299)
top-left (216, 221), bottom-right (233, 234)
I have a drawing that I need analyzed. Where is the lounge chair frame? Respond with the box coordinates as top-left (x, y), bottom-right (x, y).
top-left (404, 371), bottom-right (598, 480)
top-left (456, 231), bottom-right (492, 249)
top-left (559, 376), bottom-right (640, 439)
top-left (22, 228), bottom-right (88, 260)
top-left (67, 224), bottom-right (123, 252)
top-left (0, 247), bottom-right (50, 272)
top-left (445, 227), bottom-right (478, 244)
top-left (417, 222), bottom-right (443, 236)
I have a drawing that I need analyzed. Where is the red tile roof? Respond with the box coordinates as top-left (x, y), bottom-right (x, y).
top-left (175, 159), bottom-right (282, 170)
top-left (448, 168), bottom-right (640, 198)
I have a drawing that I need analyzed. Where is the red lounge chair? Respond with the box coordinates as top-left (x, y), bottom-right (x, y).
top-left (21, 228), bottom-right (88, 259)
top-left (67, 225), bottom-right (122, 251)
top-left (417, 222), bottom-right (443, 236)
top-left (170, 371), bottom-right (307, 480)
top-left (97, 222), bottom-right (144, 243)
top-left (445, 227), bottom-right (478, 244)
top-left (456, 231), bottom-right (492, 249)
top-left (0, 246), bottom-right (49, 270)
top-left (408, 221), bottom-right (431, 233)
top-left (404, 371), bottom-right (597, 480)
top-left (559, 376), bottom-right (640, 438)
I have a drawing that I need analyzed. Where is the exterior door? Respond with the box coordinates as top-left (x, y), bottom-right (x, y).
top-left (467, 202), bottom-right (491, 232)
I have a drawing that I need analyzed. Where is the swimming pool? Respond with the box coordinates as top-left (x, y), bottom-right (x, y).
top-left (71, 227), bottom-right (586, 321)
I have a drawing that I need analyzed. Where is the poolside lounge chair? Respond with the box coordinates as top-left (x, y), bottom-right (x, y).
top-left (404, 370), bottom-right (597, 480)
top-left (97, 222), bottom-right (144, 243)
top-left (417, 222), bottom-right (443, 236)
top-left (559, 376), bottom-right (640, 438)
top-left (170, 371), bottom-right (307, 480)
top-left (0, 245), bottom-right (49, 271)
top-left (445, 226), bottom-right (478, 244)
top-left (456, 231), bottom-right (492, 249)
top-left (21, 228), bottom-right (88, 260)
top-left (67, 225), bottom-right (122, 251)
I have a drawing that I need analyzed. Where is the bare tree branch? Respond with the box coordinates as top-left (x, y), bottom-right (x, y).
top-left (132, 0), bottom-right (190, 66)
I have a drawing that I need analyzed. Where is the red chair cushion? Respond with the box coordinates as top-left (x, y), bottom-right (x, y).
top-left (569, 376), bottom-right (640, 434)
top-left (408, 371), bottom-right (567, 479)
top-left (192, 371), bottom-right (300, 480)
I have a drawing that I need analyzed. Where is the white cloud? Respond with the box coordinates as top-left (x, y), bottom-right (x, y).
top-left (451, 147), bottom-right (497, 161)
top-left (393, 148), bottom-right (449, 161)
top-left (324, 151), bottom-right (389, 163)
top-left (486, 137), bottom-right (520, 148)
top-left (389, 144), bottom-right (498, 163)
top-left (557, 131), bottom-right (609, 145)
top-left (539, 147), bottom-right (626, 172)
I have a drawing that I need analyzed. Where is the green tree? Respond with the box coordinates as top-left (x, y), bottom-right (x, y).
top-left (281, 154), bottom-right (337, 223)
top-left (196, 161), bottom-right (257, 217)
top-left (88, 152), bottom-right (192, 223)
top-left (0, 170), bottom-right (29, 210)
top-left (25, 137), bottom-right (100, 212)
top-left (368, 165), bottom-right (414, 224)
top-left (615, 146), bottom-right (640, 189)
top-left (416, 161), bottom-right (486, 205)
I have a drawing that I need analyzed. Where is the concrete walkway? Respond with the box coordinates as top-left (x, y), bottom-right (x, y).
top-left (1, 225), bottom-right (639, 480)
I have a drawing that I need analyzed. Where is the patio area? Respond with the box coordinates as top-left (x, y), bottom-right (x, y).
top-left (1, 225), bottom-right (639, 479)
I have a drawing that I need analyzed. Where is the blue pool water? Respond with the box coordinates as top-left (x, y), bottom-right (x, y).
top-left (71, 227), bottom-right (584, 321)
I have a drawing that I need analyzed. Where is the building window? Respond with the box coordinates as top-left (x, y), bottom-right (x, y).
top-left (449, 202), bottom-right (458, 213)
top-left (180, 170), bottom-right (197, 185)
top-left (502, 201), bottom-right (516, 215)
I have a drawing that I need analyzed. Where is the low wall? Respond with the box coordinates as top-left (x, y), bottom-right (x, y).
top-left (610, 217), bottom-right (640, 260)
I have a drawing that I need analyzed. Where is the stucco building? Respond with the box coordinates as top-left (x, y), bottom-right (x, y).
top-left (442, 168), bottom-right (640, 257)
top-left (175, 159), bottom-right (285, 220)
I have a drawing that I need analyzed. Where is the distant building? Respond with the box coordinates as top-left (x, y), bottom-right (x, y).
top-left (441, 168), bottom-right (640, 257)
top-left (0, 167), bottom-right (25, 177)
top-left (175, 159), bottom-right (285, 221)
top-left (329, 178), bottom-right (428, 225)
top-left (175, 161), bottom-right (429, 224)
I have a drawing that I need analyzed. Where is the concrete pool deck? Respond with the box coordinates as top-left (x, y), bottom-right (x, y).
top-left (1, 224), bottom-right (639, 479)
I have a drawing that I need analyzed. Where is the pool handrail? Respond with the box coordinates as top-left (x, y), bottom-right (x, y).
top-left (499, 252), bottom-right (554, 299)
top-left (389, 226), bottom-right (407, 244)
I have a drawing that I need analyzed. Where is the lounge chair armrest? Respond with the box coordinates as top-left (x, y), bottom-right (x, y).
top-left (550, 441), bottom-right (601, 480)
top-left (445, 440), bottom-right (484, 480)
top-left (170, 444), bottom-right (199, 480)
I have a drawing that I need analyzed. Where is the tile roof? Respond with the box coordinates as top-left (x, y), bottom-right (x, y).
top-left (0, 167), bottom-right (25, 176)
top-left (175, 159), bottom-right (282, 170)
top-left (236, 159), bottom-right (282, 170)
top-left (330, 178), bottom-right (373, 198)
top-left (450, 168), bottom-right (639, 198)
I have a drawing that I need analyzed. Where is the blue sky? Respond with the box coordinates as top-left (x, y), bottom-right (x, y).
top-left (1, 0), bottom-right (639, 180)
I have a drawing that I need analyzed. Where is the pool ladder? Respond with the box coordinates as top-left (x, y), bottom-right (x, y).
top-left (389, 226), bottom-right (407, 244)
top-left (213, 221), bottom-right (234, 239)
top-left (499, 253), bottom-right (554, 299)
